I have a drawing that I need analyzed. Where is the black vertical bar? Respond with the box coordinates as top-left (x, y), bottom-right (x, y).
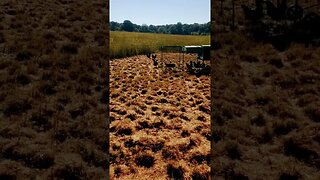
top-left (232, 0), bottom-right (235, 31)
top-left (161, 46), bottom-right (163, 65)
top-left (183, 51), bottom-right (185, 69)
top-left (220, 0), bottom-right (223, 16)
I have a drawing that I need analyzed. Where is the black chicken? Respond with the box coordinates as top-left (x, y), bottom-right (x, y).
top-left (146, 52), bottom-right (151, 58)
top-left (151, 54), bottom-right (158, 66)
top-left (186, 61), bottom-right (192, 70)
top-left (153, 59), bottom-right (158, 66)
top-left (152, 54), bottom-right (156, 59)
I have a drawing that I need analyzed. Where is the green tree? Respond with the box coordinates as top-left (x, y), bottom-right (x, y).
top-left (182, 24), bottom-right (191, 35)
top-left (140, 24), bottom-right (149, 32)
top-left (110, 21), bottom-right (121, 31)
top-left (148, 25), bottom-right (157, 33)
top-left (169, 25), bottom-right (178, 34)
top-left (110, 20), bottom-right (210, 35)
top-left (158, 27), bottom-right (166, 34)
top-left (133, 24), bottom-right (141, 32)
top-left (191, 23), bottom-right (200, 34)
top-left (176, 22), bottom-right (183, 34)
top-left (122, 20), bottom-right (134, 32)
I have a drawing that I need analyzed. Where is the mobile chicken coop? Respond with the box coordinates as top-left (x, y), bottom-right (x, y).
top-left (158, 45), bottom-right (211, 76)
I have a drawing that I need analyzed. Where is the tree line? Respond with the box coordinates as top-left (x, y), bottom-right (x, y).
top-left (110, 20), bottom-right (210, 35)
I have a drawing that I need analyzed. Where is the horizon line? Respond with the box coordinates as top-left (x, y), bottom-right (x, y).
top-left (110, 20), bottom-right (210, 26)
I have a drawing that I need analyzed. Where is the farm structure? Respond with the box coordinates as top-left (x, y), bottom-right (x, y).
top-left (155, 45), bottom-right (211, 76)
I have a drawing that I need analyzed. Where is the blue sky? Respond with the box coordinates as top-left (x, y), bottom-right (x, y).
top-left (110, 0), bottom-right (210, 25)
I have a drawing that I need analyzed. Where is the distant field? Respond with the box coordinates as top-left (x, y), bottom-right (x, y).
top-left (110, 31), bottom-right (210, 59)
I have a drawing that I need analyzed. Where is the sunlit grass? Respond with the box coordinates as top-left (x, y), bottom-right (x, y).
top-left (110, 31), bottom-right (210, 59)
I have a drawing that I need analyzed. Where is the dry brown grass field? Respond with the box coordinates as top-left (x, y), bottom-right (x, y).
top-left (109, 54), bottom-right (211, 179)
top-left (1, 0), bottom-right (319, 179)
top-left (212, 32), bottom-right (320, 179)
top-left (213, 35), bottom-right (320, 178)
top-left (0, 0), bottom-right (108, 179)
top-left (211, 0), bottom-right (320, 178)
